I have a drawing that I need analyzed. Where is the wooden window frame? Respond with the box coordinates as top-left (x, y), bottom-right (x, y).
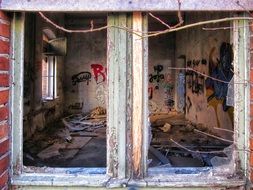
top-left (10, 11), bottom-right (250, 188)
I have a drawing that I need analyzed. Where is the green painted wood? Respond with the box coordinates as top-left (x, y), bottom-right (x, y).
top-left (11, 12), bottom-right (25, 175)
top-left (107, 13), bottom-right (129, 178)
top-left (126, 14), bottom-right (133, 178)
top-left (233, 15), bottom-right (250, 175)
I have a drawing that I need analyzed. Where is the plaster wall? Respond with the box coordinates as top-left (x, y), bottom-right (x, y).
top-left (148, 26), bottom-right (176, 113)
top-left (63, 17), bottom-right (107, 114)
top-left (175, 12), bottom-right (234, 138)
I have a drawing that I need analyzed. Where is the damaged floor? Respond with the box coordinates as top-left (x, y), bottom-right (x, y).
top-left (24, 107), bottom-right (107, 167)
top-left (23, 109), bottom-right (232, 168)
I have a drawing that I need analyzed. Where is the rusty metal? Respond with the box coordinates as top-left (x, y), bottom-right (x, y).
top-left (1, 0), bottom-right (253, 12)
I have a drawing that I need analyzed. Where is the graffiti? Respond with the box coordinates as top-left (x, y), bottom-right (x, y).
top-left (149, 65), bottom-right (164, 89)
top-left (192, 73), bottom-right (205, 94)
top-left (72, 72), bottom-right (91, 85)
top-left (68, 102), bottom-right (83, 110)
top-left (96, 84), bottom-right (106, 105)
top-left (185, 67), bottom-right (205, 94)
top-left (91, 64), bottom-right (107, 84)
top-left (206, 42), bottom-right (233, 111)
top-left (186, 96), bottom-right (192, 113)
top-left (177, 72), bottom-right (185, 112)
top-left (164, 83), bottom-right (174, 109)
top-left (148, 87), bottom-right (153, 100)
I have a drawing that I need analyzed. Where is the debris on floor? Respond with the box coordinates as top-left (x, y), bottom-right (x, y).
top-left (23, 107), bottom-right (107, 167)
top-left (24, 109), bottom-right (233, 168)
top-left (148, 112), bottom-right (233, 168)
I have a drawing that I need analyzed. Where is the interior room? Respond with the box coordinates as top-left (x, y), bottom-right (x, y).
top-left (22, 12), bottom-right (234, 169)
top-left (148, 12), bottom-right (234, 168)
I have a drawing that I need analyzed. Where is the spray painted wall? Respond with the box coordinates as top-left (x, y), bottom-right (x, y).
top-left (148, 29), bottom-right (176, 113)
top-left (175, 12), bottom-right (233, 139)
top-left (64, 17), bottom-right (107, 114)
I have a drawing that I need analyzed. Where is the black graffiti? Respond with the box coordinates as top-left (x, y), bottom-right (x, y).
top-left (68, 102), bottom-right (83, 110)
top-left (72, 72), bottom-right (91, 85)
top-left (186, 96), bottom-right (192, 113)
top-left (186, 71), bottom-right (205, 94)
top-left (149, 65), bottom-right (164, 89)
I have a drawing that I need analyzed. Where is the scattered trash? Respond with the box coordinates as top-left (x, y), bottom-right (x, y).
top-left (24, 107), bottom-right (107, 166)
top-left (160, 123), bottom-right (171, 133)
top-left (149, 112), bottom-right (233, 168)
top-left (37, 143), bottom-right (66, 160)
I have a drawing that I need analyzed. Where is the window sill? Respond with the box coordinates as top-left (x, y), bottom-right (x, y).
top-left (11, 167), bottom-right (246, 189)
top-left (12, 167), bottom-right (108, 187)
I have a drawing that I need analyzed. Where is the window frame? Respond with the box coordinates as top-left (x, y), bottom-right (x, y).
top-left (42, 55), bottom-right (58, 100)
top-left (10, 12), bottom-right (250, 188)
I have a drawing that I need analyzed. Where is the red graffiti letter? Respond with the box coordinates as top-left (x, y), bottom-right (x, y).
top-left (91, 64), bottom-right (106, 84)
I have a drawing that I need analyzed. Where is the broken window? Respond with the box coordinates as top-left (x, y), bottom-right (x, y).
top-left (23, 13), bottom-right (108, 169)
top-left (11, 10), bottom-right (250, 187)
top-left (147, 12), bottom-right (237, 173)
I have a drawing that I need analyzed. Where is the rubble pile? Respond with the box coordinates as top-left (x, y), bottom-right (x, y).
top-left (149, 113), bottom-right (233, 168)
top-left (23, 107), bottom-right (106, 167)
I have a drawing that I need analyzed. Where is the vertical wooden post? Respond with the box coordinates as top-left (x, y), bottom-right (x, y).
top-left (132, 12), bottom-right (148, 178)
top-left (11, 12), bottom-right (25, 175)
top-left (107, 12), bottom-right (148, 179)
top-left (233, 15), bottom-right (250, 175)
top-left (107, 13), bottom-right (128, 178)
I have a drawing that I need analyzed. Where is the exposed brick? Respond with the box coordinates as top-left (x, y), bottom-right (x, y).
top-left (251, 53), bottom-right (253, 69)
top-left (0, 12), bottom-right (9, 22)
top-left (250, 137), bottom-right (253, 150)
top-left (250, 86), bottom-right (253, 100)
top-left (250, 152), bottom-right (253, 167)
top-left (251, 69), bottom-right (253, 82)
top-left (0, 125), bottom-right (8, 140)
top-left (0, 57), bottom-right (9, 71)
top-left (0, 40), bottom-right (9, 54)
top-left (0, 75), bottom-right (9, 87)
top-left (251, 169), bottom-right (253, 183)
top-left (0, 140), bottom-right (9, 157)
top-left (0, 170), bottom-right (8, 189)
top-left (0, 91), bottom-right (8, 105)
top-left (251, 37), bottom-right (253, 51)
top-left (0, 154), bottom-right (8, 175)
top-left (0, 24), bottom-right (9, 38)
top-left (0, 107), bottom-right (8, 121)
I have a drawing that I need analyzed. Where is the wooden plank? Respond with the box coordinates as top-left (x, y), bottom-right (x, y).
top-left (126, 14), bottom-right (133, 178)
top-left (2, 0), bottom-right (253, 11)
top-left (107, 13), bottom-right (117, 177)
top-left (117, 13), bottom-right (127, 179)
top-left (107, 13), bottom-right (128, 178)
top-left (11, 12), bottom-right (25, 175)
top-left (132, 12), bottom-right (144, 178)
top-left (149, 146), bottom-right (171, 166)
top-left (233, 14), bottom-right (250, 175)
